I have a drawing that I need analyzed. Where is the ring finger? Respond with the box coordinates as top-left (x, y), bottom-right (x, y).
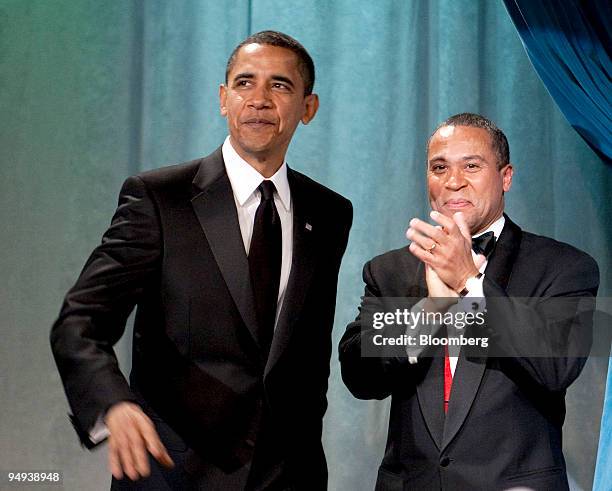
top-left (407, 227), bottom-right (438, 252)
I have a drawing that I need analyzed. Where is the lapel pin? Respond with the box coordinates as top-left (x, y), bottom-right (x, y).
top-left (305, 223), bottom-right (312, 231)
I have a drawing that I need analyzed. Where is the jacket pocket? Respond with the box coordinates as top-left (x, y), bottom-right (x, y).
top-left (149, 415), bottom-right (189, 452)
top-left (506, 465), bottom-right (563, 481)
top-left (375, 467), bottom-right (404, 491)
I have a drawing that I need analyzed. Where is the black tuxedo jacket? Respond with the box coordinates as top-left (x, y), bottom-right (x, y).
top-left (51, 147), bottom-right (352, 490)
top-left (339, 216), bottom-right (598, 491)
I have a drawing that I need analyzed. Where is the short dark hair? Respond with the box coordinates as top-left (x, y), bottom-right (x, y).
top-left (225, 30), bottom-right (315, 96)
top-left (429, 113), bottom-right (510, 168)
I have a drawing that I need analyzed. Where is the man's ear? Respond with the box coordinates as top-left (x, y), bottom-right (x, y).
top-left (219, 84), bottom-right (228, 117)
top-left (301, 94), bottom-right (319, 124)
top-left (502, 164), bottom-right (513, 192)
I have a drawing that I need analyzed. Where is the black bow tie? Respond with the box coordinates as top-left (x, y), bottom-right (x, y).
top-left (472, 231), bottom-right (496, 257)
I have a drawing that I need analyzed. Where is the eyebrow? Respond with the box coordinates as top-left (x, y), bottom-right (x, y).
top-left (232, 72), bottom-right (295, 88)
top-left (232, 72), bottom-right (254, 81)
top-left (428, 154), bottom-right (486, 163)
top-left (271, 75), bottom-right (295, 88)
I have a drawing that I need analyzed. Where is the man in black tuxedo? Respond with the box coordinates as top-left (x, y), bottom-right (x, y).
top-left (339, 113), bottom-right (598, 490)
top-left (51, 31), bottom-right (352, 490)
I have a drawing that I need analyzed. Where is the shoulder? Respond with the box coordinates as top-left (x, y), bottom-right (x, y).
top-left (288, 167), bottom-right (352, 214)
top-left (520, 230), bottom-right (599, 275)
top-left (514, 229), bottom-right (599, 294)
top-left (135, 158), bottom-right (203, 189)
top-left (361, 246), bottom-right (424, 296)
top-left (368, 246), bottom-right (414, 268)
top-left (121, 147), bottom-right (223, 200)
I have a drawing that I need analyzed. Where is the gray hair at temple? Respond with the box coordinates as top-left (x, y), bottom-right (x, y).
top-left (225, 30), bottom-right (316, 96)
top-left (429, 113), bottom-right (510, 169)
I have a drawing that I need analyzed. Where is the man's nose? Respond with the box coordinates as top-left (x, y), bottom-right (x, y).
top-left (445, 167), bottom-right (467, 189)
top-left (248, 85), bottom-right (272, 109)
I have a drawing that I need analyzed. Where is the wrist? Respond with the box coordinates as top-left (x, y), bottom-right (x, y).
top-left (457, 272), bottom-right (483, 296)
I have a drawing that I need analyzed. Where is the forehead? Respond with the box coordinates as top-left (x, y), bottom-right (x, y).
top-left (229, 43), bottom-right (301, 76)
top-left (428, 125), bottom-right (495, 158)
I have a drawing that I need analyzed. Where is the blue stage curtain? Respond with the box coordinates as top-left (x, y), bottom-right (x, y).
top-left (503, 2), bottom-right (612, 487)
top-left (503, 0), bottom-right (612, 162)
top-left (595, 357), bottom-right (612, 490)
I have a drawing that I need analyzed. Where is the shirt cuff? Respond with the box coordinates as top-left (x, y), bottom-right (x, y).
top-left (405, 298), bottom-right (432, 364)
top-left (464, 273), bottom-right (485, 298)
top-left (89, 414), bottom-right (110, 444)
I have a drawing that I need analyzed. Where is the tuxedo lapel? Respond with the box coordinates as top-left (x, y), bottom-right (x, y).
top-left (440, 352), bottom-right (487, 452)
top-left (483, 214), bottom-right (522, 293)
top-left (413, 260), bottom-right (446, 449)
top-left (265, 169), bottom-right (317, 375)
top-left (440, 215), bottom-right (523, 451)
top-left (190, 148), bottom-right (261, 351)
top-left (415, 353), bottom-right (445, 450)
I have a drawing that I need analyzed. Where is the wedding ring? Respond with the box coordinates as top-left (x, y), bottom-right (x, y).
top-left (427, 243), bottom-right (437, 253)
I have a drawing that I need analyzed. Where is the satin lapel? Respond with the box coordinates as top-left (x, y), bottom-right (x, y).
top-left (483, 214), bottom-right (522, 293)
top-left (440, 215), bottom-right (523, 451)
top-left (416, 352), bottom-right (445, 450)
top-left (440, 351), bottom-right (487, 452)
top-left (190, 148), bottom-right (261, 350)
top-left (265, 169), bottom-right (316, 376)
top-left (414, 260), bottom-right (445, 449)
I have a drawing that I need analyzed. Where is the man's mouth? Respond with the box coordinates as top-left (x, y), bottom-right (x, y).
top-left (242, 118), bottom-right (275, 128)
top-left (444, 199), bottom-right (472, 209)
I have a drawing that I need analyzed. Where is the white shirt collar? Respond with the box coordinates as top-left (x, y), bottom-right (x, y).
top-left (473, 215), bottom-right (505, 239)
top-left (222, 136), bottom-right (291, 212)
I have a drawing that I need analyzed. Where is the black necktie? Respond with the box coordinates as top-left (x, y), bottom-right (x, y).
top-left (248, 180), bottom-right (282, 353)
top-left (472, 231), bottom-right (496, 258)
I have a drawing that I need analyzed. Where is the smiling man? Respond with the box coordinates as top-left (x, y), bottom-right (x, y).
top-left (51, 31), bottom-right (352, 490)
top-left (339, 113), bottom-right (598, 490)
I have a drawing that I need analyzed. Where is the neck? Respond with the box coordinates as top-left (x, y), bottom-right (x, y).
top-left (230, 139), bottom-right (286, 178)
top-left (472, 212), bottom-right (504, 236)
top-left (246, 158), bottom-right (283, 178)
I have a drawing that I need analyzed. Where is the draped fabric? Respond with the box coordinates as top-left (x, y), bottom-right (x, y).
top-left (503, 0), bottom-right (612, 162)
top-left (595, 357), bottom-right (612, 491)
top-left (1, 1), bottom-right (610, 490)
top-left (502, 2), bottom-right (612, 487)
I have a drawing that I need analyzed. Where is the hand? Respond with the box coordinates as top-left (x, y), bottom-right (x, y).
top-left (425, 264), bottom-right (457, 298)
top-left (424, 264), bottom-right (459, 312)
top-left (406, 211), bottom-right (483, 291)
top-left (105, 402), bottom-right (174, 481)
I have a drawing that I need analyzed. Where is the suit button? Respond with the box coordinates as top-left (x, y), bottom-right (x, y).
top-left (440, 457), bottom-right (451, 467)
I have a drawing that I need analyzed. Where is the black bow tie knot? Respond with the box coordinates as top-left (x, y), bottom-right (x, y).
top-left (472, 231), bottom-right (496, 257)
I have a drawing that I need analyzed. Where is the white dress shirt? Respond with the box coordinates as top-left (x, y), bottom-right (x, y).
top-left (222, 136), bottom-right (293, 323)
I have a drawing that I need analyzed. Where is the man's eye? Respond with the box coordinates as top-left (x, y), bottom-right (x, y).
top-left (431, 165), bottom-right (446, 173)
top-left (235, 80), bottom-right (251, 87)
top-left (272, 83), bottom-right (289, 90)
top-left (465, 162), bottom-right (480, 170)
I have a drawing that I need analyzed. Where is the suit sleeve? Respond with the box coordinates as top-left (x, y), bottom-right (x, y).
top-left (311, 197), bottom-right (353, 418)
top-left (338, 260), bottom-right (412, 400)
top-left (50, 175), bottom-right (162, 447)
top-left (482, 251), bottom-right (599, 392)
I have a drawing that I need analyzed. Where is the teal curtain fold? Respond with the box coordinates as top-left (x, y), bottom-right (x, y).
top-left (503, 0), bottom-right (612, 162)
top-left (595, 357), bottom-right (612, 491)
top-left (1, 1), bottom-right (609, 490)
top-left (501, 2), bottom-right (612, 486)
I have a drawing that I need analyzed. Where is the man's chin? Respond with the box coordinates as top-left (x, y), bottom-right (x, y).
top-left (233, 138), bottom-right (274, 157)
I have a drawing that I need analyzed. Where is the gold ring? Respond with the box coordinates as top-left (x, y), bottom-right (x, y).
top-left (427, 243), bottom-right (437, 252)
